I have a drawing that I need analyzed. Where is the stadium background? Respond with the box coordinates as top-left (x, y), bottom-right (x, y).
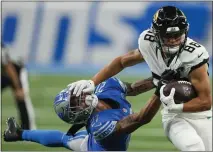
top-left (1, 1), bottom-right (212, 151)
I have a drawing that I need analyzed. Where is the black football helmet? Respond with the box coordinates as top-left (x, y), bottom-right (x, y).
top-left (152, 6), bottom-right (189, 57)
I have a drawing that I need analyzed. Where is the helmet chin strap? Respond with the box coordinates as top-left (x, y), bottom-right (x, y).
top-left (162, 33), bottom-right (186, 56)
top-left (163, 46), bottom-right (179, 55)
top-left (161, 46), bottom-right (179, 63)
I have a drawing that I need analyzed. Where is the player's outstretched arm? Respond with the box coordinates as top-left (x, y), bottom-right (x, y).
top-left (183, 64), bottom-right (212, 112)
top-left (124, 77), bottom-right (155, 96)
top-left (91, 49), bottom-right (144, 86)
top-left (114, 95), bottom-right (160, 135)
top-left (68, 49), bottom-right (144, 96)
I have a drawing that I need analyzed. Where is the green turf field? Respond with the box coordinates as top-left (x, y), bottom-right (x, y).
top-left (2, 75), bottom-right (180, 151)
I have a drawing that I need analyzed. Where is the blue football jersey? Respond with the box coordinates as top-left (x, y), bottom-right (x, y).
top-left (86, 77), bottom-right (132, 151)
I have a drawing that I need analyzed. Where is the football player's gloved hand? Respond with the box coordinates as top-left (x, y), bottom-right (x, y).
top-left (67, 80), bottom-right (95, 96)
top-left (154, 79), bottom-right (167, 97)
top-left (161, 69), bottom-right (180, 81)
top-left (160, 85), bottom-right (183, 113)
top-left (154, 69), bottom-right (180, 97)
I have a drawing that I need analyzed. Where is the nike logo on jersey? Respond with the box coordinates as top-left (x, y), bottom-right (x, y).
top-left (162, 101), bottom-right (167, 106)
top-left (198, 53), bottom-right (203, 58)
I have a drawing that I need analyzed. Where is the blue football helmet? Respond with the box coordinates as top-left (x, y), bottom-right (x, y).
top-left (54, 87), bottom-right (98, 124)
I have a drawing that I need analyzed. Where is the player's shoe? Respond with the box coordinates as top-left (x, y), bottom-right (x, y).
top-left (4, 117), bottom-right (23, 142)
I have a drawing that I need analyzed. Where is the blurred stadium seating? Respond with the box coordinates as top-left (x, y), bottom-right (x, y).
top-left (1, 2), bottom-right (212, 151)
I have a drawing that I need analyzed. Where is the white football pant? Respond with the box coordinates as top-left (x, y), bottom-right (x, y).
top-left (163, 116), bottom-right (212, 151)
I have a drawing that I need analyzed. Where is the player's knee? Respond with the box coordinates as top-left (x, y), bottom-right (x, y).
top-left (14, 93), bottom-right (25, 101)
top-left (61, 134), bottom-right (72, 147)
top-left (65, 136), bottom-right (85, 151)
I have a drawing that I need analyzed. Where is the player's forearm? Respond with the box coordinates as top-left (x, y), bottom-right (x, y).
top-left (185, 64), bottom-right (212, 112)
top-left (91, 49), bottom-right (144, 86)
top-left (114, 113), bottom-right (141, 135)
top-left (183, 96), bottom-right (212, 112)
top-left (115, 95), bottom-right (161, 134)
top-left (125, 77), bottom-right (155, 96)
top-left (92, 57), bottom-right (124, 86)
top-left (137, 95), bottom-right (161, 124)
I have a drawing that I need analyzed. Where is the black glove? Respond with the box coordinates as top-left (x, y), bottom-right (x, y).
top-left (154, 69), bottom-right (180, 97)
top-left (161, 69), bottom-right (180, 81)
top-left (154, 79), bottom-right (168, 97)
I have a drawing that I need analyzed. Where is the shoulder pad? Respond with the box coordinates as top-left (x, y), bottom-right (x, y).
top-left (112, 77), bottom-right (127, 93)
top-left (180, 38), bottom-right (209, 63)
top-left (138, 29), bottom-right (155, 55)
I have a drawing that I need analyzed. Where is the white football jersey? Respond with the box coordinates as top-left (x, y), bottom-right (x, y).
top-left (138, 29), bottom-right (211, 118)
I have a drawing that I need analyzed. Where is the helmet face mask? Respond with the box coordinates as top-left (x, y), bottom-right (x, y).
top-left (160, 32), bottom-right (186, 55)
top-left (152, 6), bottom-right (189, 58)
top-left (68, 93), bottom-right (98, 124)
top-left (54, 88), bottom-right (98, 125)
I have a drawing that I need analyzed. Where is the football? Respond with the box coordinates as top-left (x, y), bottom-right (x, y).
top-left (163, 80), bottom-right (197, 104)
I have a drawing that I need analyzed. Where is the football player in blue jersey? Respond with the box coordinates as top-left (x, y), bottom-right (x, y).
top-left (4, 77), bottom-right (160, 151)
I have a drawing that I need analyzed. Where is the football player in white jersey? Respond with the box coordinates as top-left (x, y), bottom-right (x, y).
top-left (1, 43), bottom-right (36, 130)
top-left (67, 6), bottom-right (212, 151)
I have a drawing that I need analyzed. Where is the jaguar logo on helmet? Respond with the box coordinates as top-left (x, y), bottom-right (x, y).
top-left (153, 10), bottom-right (159, 23)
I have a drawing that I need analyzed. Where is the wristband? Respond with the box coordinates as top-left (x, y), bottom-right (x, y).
top-left (169, 103), bottom-right (183, 113)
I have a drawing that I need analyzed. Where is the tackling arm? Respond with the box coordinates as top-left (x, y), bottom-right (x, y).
top-left (68, 49), bottom-right (145, 96)
top-left (114, 95), bottom-right (161, 135)
top-left (92, 49), bottom-right (144, 86)
top-left (182, 64), bottom-right (212, 112)
top-left (124, 77), bottom-right (155, 96)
